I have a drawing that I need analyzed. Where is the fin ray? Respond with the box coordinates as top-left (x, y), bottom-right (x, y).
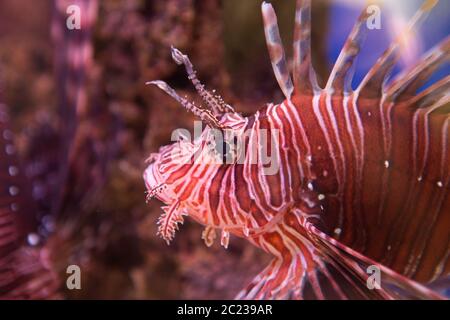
top-left (387, 36), bottom-right (450, 101)
top-left (358, 0), bottom-right (439, 98)
top-left (293, 0), bottom-right (319, 95)
top-left (262, 2), bottom-right (294, 100)
top-left (411, 75), bottom-right (450, 109)
top-left (326, 9), bottom-right (371, 94)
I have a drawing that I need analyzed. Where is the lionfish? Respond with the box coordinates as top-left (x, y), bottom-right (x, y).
top-left (144, 0), bottom-right (450, 299)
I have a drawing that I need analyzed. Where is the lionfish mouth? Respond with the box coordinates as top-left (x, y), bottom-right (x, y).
top-left (143, 163), bottom-right (169, 203)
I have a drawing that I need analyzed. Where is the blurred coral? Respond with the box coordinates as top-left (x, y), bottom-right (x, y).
top-left (0, 0), bottom-right (292, 299)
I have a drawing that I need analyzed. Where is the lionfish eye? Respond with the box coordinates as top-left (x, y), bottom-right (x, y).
top-left (213, 138), bottom-right (235, 163)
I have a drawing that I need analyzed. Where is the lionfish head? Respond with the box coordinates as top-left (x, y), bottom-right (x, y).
top-left (144, 118), bottom-right (244, 244)
top-left (143, 45), bottom-right (244, 245)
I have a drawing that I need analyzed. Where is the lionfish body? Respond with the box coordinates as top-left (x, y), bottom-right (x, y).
top-left (144, 0), bottom-right (450, 299)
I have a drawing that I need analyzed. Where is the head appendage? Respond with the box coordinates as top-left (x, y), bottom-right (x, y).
top-left (326, 9), bottom-right (371, 94)
top-left (293, 0), bottom-right (320, 95)
top-left (157, 201), bottom-right (185, 245)
top-left (261, 2), bottom-right (294, 100)
top-left (386, 36), bottom-right (450, 102)
top-left (358, 0), bottom-right (439, 98)
top-left (147, 80), bottom-right (225, 130)
top-left (170, 47), bottom-right (235, 115)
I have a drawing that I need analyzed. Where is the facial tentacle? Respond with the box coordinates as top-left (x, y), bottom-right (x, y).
top-left (146, 80), bottom-right (226, 130)
top-left (293, 0), bottom-right (320, 95)
top-left (171, 46), bottom-right (235, 115)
